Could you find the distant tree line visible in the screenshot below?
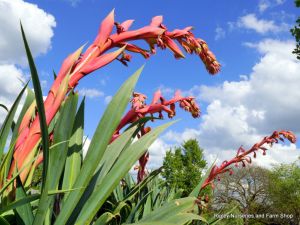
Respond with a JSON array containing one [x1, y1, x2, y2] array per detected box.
[[161, 139, 300, 225]]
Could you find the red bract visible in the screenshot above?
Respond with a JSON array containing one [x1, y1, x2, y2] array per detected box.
[[112, 90, 201, 182], [200, 130, 296, 191], [6, 10, 220, 185]]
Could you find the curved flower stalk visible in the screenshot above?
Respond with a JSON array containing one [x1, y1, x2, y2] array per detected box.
[[113, 90, 200, 182], [200, 130, 296, 191], [7, 10, 220, 184]]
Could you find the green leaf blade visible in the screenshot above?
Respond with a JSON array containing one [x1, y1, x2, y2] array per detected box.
[[14, 175, 34, 225], [55, 66, 143, 225], [61, 97, 85, 195]]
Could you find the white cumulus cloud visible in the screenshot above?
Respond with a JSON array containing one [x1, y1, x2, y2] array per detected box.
[[0, 65, 25, 105], [148, 138, 172, 169], [0, 0, 56, 125], [236, 13, 288, 34], [0, 0, 56, 65]]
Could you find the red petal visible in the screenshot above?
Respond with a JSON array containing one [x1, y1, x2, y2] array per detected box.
[[151, 90, 162, 104], [121, 19, 134, 31], [164, 36, 185, 59], [81, 46, 125, 74], [94, 9, 115, 48], [117, 42, 150, 58], [150, 15, 163, 26]]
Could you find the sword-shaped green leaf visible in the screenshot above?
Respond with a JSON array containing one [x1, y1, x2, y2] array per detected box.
[[48, 92, 78, 189], [54, 66, 143, 225], [62, 97, 84, 196], [20, 23, 51, 225], [14, 174, 34, 225], [0, 83, 27, 158]]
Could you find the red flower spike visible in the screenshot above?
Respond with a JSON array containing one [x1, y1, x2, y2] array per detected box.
[[111, 90, 201, 182], [200, 130, 297, 193]]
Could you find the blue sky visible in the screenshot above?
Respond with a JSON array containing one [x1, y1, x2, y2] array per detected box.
[[0, 0, 299, 168]]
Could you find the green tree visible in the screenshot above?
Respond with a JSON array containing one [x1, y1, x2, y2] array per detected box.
[[162, 139, 207, 196], [266, 160, 300, 225], [291, 0, 300, 59]]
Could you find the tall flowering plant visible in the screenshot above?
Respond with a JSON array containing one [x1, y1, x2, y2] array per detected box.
[[0, 8, 296, 225], [6, 10, 220, 185]]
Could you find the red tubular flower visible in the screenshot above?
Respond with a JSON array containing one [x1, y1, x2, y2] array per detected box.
[[7, 10, 220, 185], [200, 130, 297, 191]]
